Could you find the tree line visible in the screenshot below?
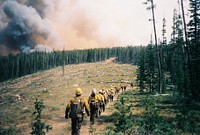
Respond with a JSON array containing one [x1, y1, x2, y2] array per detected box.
[[0, 46, 142, 82]]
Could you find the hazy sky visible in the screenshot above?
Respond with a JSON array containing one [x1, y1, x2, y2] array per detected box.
[[50, 0, 190, 49], [0, 0, 190, 54]]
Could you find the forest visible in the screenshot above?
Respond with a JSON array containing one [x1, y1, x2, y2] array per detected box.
[[1, 0, 199, 101], [0, 0, 199, 134]]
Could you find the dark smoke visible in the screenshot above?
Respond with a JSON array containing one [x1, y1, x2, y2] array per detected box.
[[0, 0, 53, 54]]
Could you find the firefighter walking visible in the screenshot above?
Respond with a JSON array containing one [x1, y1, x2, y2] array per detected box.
[[65, 88, 90, 135], [88, 88, 100, 125]]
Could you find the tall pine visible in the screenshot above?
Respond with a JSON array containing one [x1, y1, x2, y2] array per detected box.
[[188, 0, 200, 101]]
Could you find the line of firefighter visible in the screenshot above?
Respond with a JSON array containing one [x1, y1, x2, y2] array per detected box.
[[88, 83, 128, 125], [65, 83, 128, 135]]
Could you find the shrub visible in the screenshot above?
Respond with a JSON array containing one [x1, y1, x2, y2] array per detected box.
[[113, 97, 135, 134], [31, 98, 52, 135]]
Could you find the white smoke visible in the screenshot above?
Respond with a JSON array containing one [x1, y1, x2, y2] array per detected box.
[[28, 44, 52, 53]]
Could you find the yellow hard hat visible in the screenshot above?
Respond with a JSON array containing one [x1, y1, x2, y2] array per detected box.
[[99, 89, 103, 94], [92, 88, 97, 94], [102, 89, 105, 93], [75, 88, 82, 95]]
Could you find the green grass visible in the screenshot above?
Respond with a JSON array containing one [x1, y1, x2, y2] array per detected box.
[[106, 88, 200, 134]]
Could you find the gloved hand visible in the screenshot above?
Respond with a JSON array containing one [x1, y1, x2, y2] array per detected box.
[[65, 115, 68, 119]]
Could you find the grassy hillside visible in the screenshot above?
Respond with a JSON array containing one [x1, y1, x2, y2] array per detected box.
[[0, 58, 137, 135], [1, 58, 200, 135]]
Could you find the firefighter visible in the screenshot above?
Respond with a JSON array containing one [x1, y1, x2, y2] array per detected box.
[[88, 88, 100, 125], [121, 84, 128, 91], [65, 88, 90, 135], [97, 89, 105, 115], [108, 88, 115, 102], [102, 89, 108, 105], [115, 84, 121, 94]]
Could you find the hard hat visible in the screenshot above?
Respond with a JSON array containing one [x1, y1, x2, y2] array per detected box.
[[75, 88, 82, 95], [99, 89, 103, 94], [101, 89, 105, 93], [92, 88, 97, 94]]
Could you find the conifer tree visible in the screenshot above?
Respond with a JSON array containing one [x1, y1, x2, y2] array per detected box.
[[188, 0, 200, 45], [114, 97, 134, 135], [161, 17, 167, 93], [188, 0, 200, 101], [145, 44, 157, 93], [136, 47, 146, 92], [31, 98, 52, 135], [161, 17, 167, 45]]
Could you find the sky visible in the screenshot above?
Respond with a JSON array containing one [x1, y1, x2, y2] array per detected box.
[[50, 0, 185, 48], [0, 0, 190, 54]]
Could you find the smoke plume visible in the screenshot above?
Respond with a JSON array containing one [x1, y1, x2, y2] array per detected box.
[[0, 0, 60, 54], [0, 0, 140, 55], [0, 0, 187, 55]]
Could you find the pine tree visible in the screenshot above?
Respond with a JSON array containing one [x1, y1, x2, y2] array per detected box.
[[168, 7, 186, 95], [136, 47, 146, 92], [145, 44, 157, 93], [161, 17, 167, 93], [188, 0, 200, 101], [114, 97, 134, 134], [31, 98, 52, 135], [188, 0, 200, 45], [161, 17, 167, 45]]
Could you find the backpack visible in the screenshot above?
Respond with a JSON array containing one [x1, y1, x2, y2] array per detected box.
[[69, 98, 83, 118], [89, 96, 99, 110]]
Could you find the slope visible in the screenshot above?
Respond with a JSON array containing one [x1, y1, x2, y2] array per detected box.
[[0, 58, 137, 135]]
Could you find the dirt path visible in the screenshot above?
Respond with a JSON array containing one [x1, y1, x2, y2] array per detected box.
[[48, 91, 122, 135], [80, 93, 119, 135]]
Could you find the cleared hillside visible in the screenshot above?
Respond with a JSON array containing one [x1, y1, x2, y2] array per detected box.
[[0, 58, 137, 135]]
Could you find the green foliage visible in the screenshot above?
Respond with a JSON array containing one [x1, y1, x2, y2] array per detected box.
[[187, 0, 200, 101], [136, 47, 146, 92], [113, 97, 135, 134], [89, 125, 96, 135], [31, 98, 52, 135], [0, 126, 16, 135], [142, 96, 160, 132], [137, 0, 200, 101], [138, 96, 175, 135], [175, 97, 199, 134], [188, 0, 200, 45], [136, 44, 158, 93], [105, 124, 117, 135], [145, 44, 158, 93]]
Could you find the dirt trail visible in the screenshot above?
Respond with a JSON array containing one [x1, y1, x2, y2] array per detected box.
[[80, 92, 119, 135], [48, 91, 121, 135]]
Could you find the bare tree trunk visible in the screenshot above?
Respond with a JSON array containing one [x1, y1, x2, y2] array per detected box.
[[180, 0, 190, 63], [180, 0, 190, 94], [151, 0, 162, 93]]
